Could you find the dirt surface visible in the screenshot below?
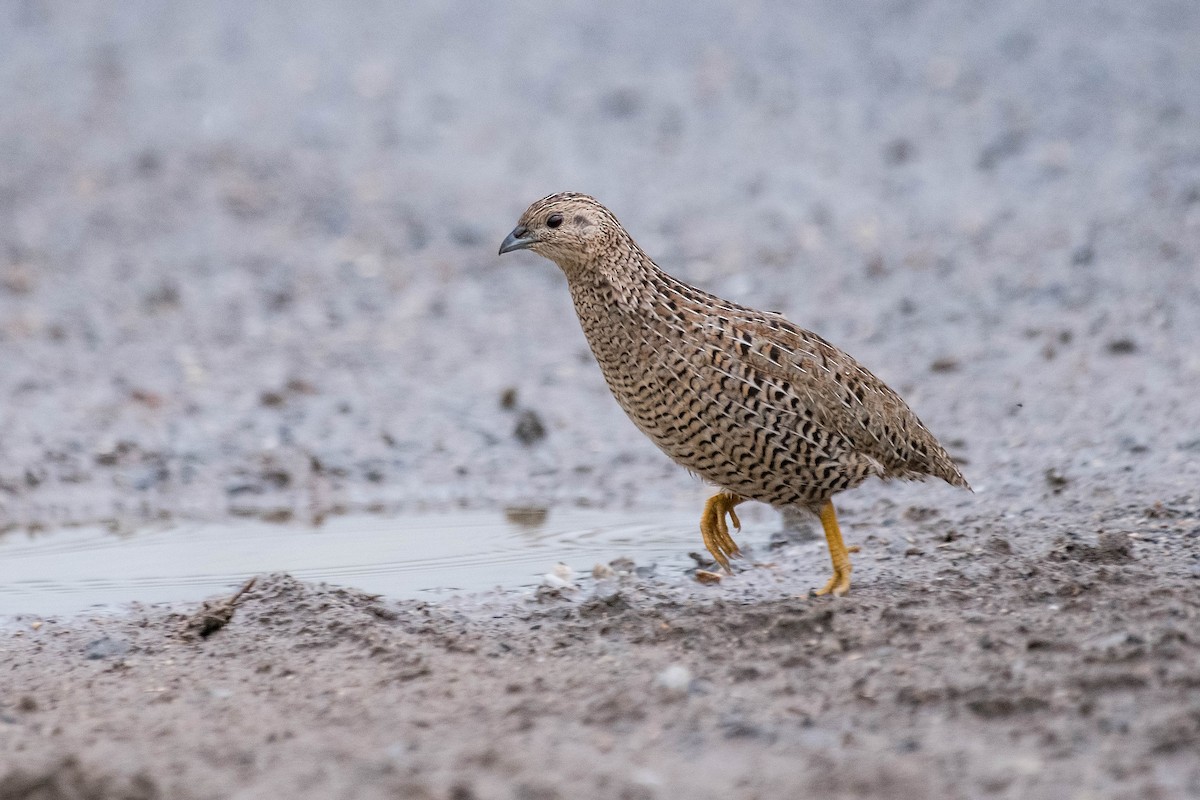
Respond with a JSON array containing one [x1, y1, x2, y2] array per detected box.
[[3, 0, 1200, 798]]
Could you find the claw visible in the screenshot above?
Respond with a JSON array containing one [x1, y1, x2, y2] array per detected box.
[[699, 493, 745, 573], [813, 566, 852, 596]]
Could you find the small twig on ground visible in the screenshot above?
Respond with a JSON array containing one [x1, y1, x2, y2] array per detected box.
[[179, 576, 258, 640]]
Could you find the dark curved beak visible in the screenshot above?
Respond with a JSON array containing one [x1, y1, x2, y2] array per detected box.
[[498, 225, 535, 255]]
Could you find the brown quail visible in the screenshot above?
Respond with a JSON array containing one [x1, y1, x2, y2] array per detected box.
[[499, 193, 969, 595]]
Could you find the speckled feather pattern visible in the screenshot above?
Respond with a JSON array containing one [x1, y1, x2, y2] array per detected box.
[[512, 193, 968, 512]]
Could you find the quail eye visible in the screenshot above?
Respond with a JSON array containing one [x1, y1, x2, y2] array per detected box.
[[546, 213, 564, 229]]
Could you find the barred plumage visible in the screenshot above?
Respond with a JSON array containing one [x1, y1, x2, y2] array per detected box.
[[500, 192, 969, 595]]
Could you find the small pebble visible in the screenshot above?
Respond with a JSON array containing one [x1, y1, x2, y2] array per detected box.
[[589, 581, 622, 606], [656, 664, 692, 697], [1106, 338, 1137, 355], [695, 569, 722, 585], [84, 637, 129, 661], [630, 768, 663, 792], [513, 409, 546, 445], [541, 563, 575, 590], [541, 573, 573, 590], [609, 556, 636, 575], [592, 562, 615, 580]]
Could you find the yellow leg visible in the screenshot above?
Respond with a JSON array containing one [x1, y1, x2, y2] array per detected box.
[[699, 492, 745, 573], [814, 500, 858, 596]]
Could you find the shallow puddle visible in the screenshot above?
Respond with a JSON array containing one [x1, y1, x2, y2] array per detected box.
[[0, 510, 702, 617]]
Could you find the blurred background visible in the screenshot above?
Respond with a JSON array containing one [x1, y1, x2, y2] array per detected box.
[[0, 0, 1197, 531]]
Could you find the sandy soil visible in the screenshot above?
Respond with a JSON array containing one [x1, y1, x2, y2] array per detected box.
[[2, 0, 1200, 797]]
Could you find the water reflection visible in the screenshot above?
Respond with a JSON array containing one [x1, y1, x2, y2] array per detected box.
[[0, 510, 699, 617], [503, 505, 550, 529]]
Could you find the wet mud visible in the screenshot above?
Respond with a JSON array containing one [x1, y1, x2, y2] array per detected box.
[[2, 0, 1200, 798]]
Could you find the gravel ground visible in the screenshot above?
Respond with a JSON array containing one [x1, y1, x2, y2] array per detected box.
[[2, 1, 1200, 798]]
